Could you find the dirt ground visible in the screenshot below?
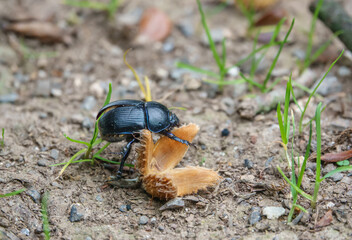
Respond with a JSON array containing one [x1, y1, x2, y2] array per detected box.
[[1, 0, 352, 239]]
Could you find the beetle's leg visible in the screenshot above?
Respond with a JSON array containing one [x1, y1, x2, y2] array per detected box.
[[160, 131, 196, 147], [116, 138, 137, 179]]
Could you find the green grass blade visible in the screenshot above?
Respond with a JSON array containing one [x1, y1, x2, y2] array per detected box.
[[290, 112, 297, 202], [176, 62, 219, 78], [304, 0, 324, 69], [312, 102, 322, 207], [277, 166, 313, 201], [277, 103, 286, 144], [227, 40, 285, 70], [0, 188, 26, 198], [299, 50, 344, 133], [1, 128, 4, 147], [292, 204, 308, 213], [290, 82, 303, 113], [104, 83, 112, 106], [283, 77, 292, 142], [63, 134, 89, 146], [94, 142, 111, 157], [203, 78, 245, 85], [262, 18, 295, 90], [196, 0, 223, 70], [310, 30, 343, 64], [64, 0, 108, 10], [94, 155, 135, 167], [41, 192, 50, 240], [297, 122, 312, 188], [221, 38, 227, 68], [239, 72, 263, 89], [50, 159, 92, 166], [321, 166, 352, 181]]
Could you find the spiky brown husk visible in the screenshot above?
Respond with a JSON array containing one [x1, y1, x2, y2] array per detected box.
[[137, 124, 221, 200]]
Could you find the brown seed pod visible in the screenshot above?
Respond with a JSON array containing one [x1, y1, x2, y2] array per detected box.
[[137, 123, 220, 200]]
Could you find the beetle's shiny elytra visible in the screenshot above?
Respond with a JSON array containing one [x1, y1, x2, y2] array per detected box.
[[96, 99, 192, 178]]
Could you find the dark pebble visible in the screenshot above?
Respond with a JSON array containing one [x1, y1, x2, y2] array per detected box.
[[244, 159, 253, 169], [50, 149, 59, 160], [126, 204, 132, 211], [69, 205, 83, 222], [27, 189, 41, 203], [158, 225, 165, 232], [221, 128, 230, 137]]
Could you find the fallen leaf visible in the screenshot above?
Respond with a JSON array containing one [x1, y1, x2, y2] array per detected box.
[[4, 21, 71, 44], [255, 8, 288, 27], [321, 149, 352, 162], [315, 210, 333, 228], [134, 8, 172, 44]]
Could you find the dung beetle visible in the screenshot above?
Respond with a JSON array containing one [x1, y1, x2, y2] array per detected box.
[[96, 99, 192, 178]]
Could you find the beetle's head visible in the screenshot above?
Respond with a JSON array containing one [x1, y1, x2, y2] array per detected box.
[[169, 112, 180, 128]]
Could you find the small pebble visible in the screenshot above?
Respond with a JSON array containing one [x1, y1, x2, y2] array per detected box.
[[163, 38, 174, 52], [263, 206, 285, 219], [244, 159, 253, 169], [139, 216, 149, 225], [224, 177, 232, 183], [20, 228, 30, 236], [50, 149, 59, 160], [81, 96, 97, 111], [177, 22, 194, 37], [0, 93, 19, 103], [82, 117, 93, 129], [221, 128, 230, 137], [337, 66, 351, 77], [35, 80, 51, 97], [331, 172, 344, 182], [27, 189, 41, 203], [37, 159, 49, 167], [158, 225, 165, 232], [201, 28, 224, 45], [249, 207, 261, 225], [39, 112, 48, 119], [227, 66, 240, 78], [95, 195, 103, 202], [265, 156, 274, 168], [160, 198, 185, 211], [69, 205, 83, 222], [150, 217, 157, 225]]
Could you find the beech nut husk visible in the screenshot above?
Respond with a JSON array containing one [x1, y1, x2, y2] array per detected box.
[[137, 123, 220, 200]]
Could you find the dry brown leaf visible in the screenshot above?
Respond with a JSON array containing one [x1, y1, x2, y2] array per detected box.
[[4, 21, 71, 44], [137, 124, 220, 200], [255, 8, 288, 27], [316, 210, 333, 228], [321, 149, 352, 162], [134, 8, 172, 45]]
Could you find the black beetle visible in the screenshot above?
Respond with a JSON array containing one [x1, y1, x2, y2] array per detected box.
[[96, 99, 192, 178]]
